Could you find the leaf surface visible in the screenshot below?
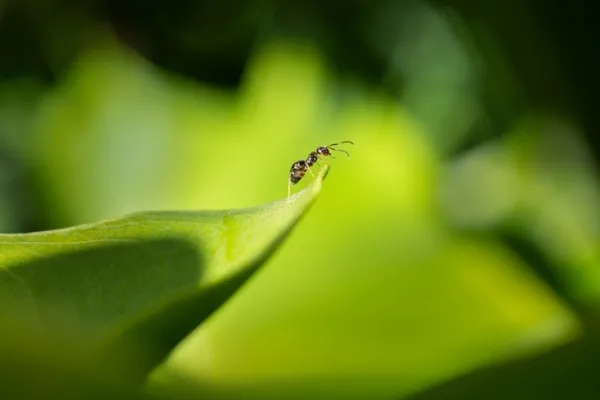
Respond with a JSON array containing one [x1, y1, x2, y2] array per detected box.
[[0, 165, 329, 384]]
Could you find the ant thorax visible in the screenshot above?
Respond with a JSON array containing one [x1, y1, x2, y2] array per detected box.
[[306, 152, 319, 167]]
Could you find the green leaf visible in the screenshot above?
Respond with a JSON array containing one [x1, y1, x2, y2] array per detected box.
[[0, 164, 329, 385]]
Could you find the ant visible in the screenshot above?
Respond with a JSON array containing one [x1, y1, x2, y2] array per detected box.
[[288, 141, 354, 198]]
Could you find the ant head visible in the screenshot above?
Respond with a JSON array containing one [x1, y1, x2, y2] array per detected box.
[[316, 146, 331, 156]]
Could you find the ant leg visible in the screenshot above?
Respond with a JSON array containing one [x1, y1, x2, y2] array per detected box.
[[307, 166, 316, 177]]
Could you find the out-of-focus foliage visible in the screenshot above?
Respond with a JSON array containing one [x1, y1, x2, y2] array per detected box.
[[406, 327, 600, 400], [11, 36, 582, 398], [1, 0, 600, 399]]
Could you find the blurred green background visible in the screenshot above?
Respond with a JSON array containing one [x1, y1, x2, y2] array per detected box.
[[1, 0, 600, 398]]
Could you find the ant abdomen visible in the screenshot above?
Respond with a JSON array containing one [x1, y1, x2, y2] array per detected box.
[[289, 160, 307, 185]]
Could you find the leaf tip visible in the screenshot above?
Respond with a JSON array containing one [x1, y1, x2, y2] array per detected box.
[[319, 163, 331, 182]]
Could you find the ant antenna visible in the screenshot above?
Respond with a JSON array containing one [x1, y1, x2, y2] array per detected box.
[[327, 140, 354, 159], [328, 141, 354, 146]]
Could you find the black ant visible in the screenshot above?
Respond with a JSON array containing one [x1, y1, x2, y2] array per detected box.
[[288, 141, 354, 198]]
